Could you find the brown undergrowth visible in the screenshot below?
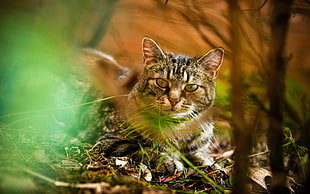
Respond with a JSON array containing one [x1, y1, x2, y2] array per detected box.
[[0, 121, 304, 194]]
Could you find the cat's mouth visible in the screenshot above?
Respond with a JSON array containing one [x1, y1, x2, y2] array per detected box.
[[160, 104, 190, 115]]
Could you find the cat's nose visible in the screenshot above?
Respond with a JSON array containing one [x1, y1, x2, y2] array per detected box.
[[169, 98, 180, 106], [169, 88, 180, 106]]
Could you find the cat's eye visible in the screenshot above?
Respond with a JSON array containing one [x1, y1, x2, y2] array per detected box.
[[156, 78, 169, 88], [184, 84, 199, 92]]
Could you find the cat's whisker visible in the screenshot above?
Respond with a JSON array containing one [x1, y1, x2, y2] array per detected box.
[[188, 110, 200, 121]]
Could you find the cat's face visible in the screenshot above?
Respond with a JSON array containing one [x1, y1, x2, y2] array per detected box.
[[131, 37, 224, 118]]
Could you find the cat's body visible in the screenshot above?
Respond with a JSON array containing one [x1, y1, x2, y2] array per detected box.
[[82, 37, 224, 173]]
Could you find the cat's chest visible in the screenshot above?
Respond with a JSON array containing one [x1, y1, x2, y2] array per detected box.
[[167, 121, 214, 151]]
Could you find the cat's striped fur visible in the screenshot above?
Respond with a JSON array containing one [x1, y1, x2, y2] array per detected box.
[[88, 37, 224, 173]]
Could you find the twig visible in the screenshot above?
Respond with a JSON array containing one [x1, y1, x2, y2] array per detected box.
[[85, 0, 119, 47], [266, 0, 293, 193], [228, 1, 252, 194], [23, 167, 111, 193]]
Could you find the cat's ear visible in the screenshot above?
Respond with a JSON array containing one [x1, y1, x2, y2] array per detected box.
[[142, 37, 166, 67], [198, 48, 224, 78]]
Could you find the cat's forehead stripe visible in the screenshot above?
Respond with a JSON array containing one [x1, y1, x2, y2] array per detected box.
[[164, 57, 195, 82], [183, 69, 188, 82]]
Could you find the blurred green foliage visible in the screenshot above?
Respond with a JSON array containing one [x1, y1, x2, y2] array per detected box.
[[0, 2, 89, 192], [0, 1, 88, 172], [1, 8, 63, 129]]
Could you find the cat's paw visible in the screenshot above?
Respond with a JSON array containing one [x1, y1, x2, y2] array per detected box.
[[156, 155, 184, 174]]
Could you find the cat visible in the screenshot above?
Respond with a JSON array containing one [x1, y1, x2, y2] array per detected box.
[[81, 37, 224, 174]]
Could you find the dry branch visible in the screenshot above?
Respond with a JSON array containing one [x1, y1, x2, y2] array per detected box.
[[266, 0, 293, 193], [228, 1, 252, 194]]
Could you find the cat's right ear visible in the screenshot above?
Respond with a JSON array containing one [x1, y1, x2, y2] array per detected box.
[[142, 37, 166, 67], [198, 47, 224, 79]]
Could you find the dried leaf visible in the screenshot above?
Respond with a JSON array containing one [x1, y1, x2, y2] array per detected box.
[[160, 171, 183, 183], [86, 161, 105, 171], [139, 164, 152, 181], [144, 169, 152, 181], [113, 157, 128, 167], [214, 149, 234, 161], [249, 167, 271, 190], [249, 167, 297, 192]]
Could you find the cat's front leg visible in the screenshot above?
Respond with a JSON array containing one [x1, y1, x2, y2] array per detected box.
[[156, 152, 184, 174], [190, 151, 221, 170], [194, 152, 215, 166]]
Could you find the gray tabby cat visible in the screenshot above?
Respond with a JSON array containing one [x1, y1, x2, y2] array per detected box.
[[84, 37, 224, 174]]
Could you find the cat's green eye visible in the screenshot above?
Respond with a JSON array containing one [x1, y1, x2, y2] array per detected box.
[[156, 78, 169, 88], [184, 84, 199, 92]]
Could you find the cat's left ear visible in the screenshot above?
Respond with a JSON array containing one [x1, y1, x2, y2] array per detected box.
[[142, 37, 166, 67], [197, 48, 224, 78]]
